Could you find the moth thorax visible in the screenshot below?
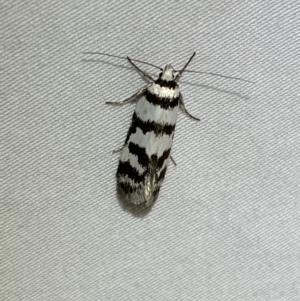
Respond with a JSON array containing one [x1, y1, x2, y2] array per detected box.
[[161, 65, 175, 81]]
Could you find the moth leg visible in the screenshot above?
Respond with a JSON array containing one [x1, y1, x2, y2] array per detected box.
[[127, 57, 155, 82], [112, 147, 122, 154], [106, 83, 152, 105], [179, 92, 200, 121], [170, 155, 177, 166]]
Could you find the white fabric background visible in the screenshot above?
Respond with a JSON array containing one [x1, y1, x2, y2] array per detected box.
[[2, 1, 300, 300]]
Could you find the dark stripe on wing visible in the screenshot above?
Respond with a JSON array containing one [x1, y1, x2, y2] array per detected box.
[[128, 142, 149, 168], [152, 166, 167, 201], [138, 117, 175, 136], [145, 90, 179, 109], [117, 161, 144, 183], [125, 112, 176, 143], [155, 78, 178, 89], [157, 166, 167, 182], [157, 148, 171, 169], [118, 181, 140, 196]]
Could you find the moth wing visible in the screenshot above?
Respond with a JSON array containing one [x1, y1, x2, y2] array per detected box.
[[143, 155, 168, 207], [143, 158, 157, 207]]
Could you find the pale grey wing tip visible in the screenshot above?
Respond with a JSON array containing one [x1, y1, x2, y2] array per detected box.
[[117, 186, 159, 207], [145, 195, 156, 207]]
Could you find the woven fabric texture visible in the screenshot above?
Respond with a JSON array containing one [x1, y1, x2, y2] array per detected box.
[[2, 1, 300, 300]]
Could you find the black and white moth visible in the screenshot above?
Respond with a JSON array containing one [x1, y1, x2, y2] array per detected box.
[[83, 51, 255, 207], [107, 53, 199, 207]]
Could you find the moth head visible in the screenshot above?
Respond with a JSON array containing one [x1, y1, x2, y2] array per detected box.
[[160, 64, 175, 81]]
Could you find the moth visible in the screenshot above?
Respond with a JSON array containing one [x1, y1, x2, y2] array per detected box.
[[83, 51, 254, 207], [107, 53, 199, 207]]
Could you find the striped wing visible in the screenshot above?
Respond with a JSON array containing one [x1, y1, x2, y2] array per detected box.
[[117, 84, 179, 206]]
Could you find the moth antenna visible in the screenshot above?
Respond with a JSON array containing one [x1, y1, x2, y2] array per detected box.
[[182, 69, 255, 84], [175, 52, 196, 81], [173, 53, 255, 84], [82, 51, 255, 83], [82, 51, 163, 71]]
